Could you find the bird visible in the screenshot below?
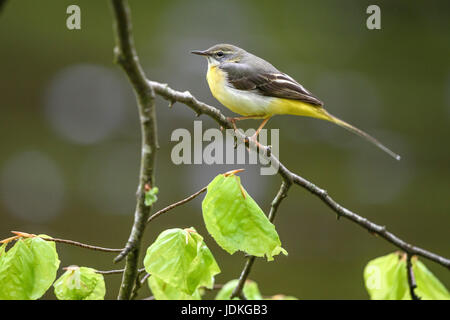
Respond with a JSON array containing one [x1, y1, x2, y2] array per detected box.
[[191, 44, 400, 160]]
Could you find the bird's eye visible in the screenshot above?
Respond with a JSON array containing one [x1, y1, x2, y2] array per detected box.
[[216, 51, 224, 57]]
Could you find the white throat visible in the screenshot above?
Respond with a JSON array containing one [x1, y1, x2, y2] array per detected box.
[[207, 57, 220, 68]]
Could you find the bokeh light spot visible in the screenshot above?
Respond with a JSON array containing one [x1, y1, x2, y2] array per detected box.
[[44, 64, 126, 145], [1, 151, 65, 223]]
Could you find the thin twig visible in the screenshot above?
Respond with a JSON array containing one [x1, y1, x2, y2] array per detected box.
[[6, 231, 123, 253], [290, 173, 450, 270], [140, 272, 151, 285], [406, 253, 421, 300], [111, 0, 159, 300], [44, 237, 123, 253], [147, 187, 207, 224], [149, 81, 230, 129], [130, 269, 150, 300], [230, 181, 292, 299], [95, 269, 125, 275], [232, 258, 255, 300], [95, 267, 145, 275]]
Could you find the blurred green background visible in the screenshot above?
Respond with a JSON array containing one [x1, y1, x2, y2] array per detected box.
[[1, 0, 449, 299]]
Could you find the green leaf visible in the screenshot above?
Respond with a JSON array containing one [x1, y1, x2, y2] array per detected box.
[[145, 186, 159, 206], [364, 252, 450, 300], [364, 252, 409, 300], [215, 279, 263, 300], [148, 275, 201, 300], [0, 243, 6, 258], [202, 173, 287, 261], [414, 259, 450, 300], [144, 228, 221, 295], [267, 294, 298, 300], [53, 266, 106, 300], [0, 236, 60, 300]]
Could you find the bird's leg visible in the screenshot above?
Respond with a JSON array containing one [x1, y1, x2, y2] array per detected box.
[[245, 117, 271, 150], [226, 115, 270, 150], [255, 117, 271, 137], [226, 117, 238, 131], [249, 117, 271, 141], [226, 116, 264, 130]]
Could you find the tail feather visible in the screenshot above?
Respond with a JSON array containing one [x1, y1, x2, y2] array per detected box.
[[321, 109, 401, 161]]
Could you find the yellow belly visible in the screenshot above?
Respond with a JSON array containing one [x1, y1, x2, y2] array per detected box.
[[206, 65, 329, 121]]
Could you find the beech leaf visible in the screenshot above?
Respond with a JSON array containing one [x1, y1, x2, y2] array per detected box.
[[202, 173, 287, 261]]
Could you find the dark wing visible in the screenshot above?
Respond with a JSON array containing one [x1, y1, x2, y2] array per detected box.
[[220, 63, 323, 106]]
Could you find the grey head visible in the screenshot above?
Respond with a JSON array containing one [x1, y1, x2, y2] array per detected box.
[[191, 43, 279, 73]]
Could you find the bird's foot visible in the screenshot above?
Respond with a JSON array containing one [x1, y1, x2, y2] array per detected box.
[[245, 134, 266, 150], [226, 117, 238, 131]]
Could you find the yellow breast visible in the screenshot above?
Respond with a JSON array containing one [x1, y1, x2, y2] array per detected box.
[[206, 65, 273, 117], [206, 65, 226, 99]]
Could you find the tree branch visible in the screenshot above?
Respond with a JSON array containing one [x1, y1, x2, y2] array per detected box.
[[95, 269, 126, 275], [146, 187, 207, 224], [44, 237, 123, 253], [406, 253, 421, 300], [130, 271, 151, 300], [95, 267, 145, 275], [4, 231, 123, 253], [110, 0, 159, 300]]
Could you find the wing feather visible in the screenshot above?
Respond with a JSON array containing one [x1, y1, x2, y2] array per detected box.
[[221, 63, 323, 106]]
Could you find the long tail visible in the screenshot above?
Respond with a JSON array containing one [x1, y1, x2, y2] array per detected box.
[[321, 109, 401, 161]]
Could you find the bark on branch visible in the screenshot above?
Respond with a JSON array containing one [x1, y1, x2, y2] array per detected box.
[[406, 253, 421, 300], [110, 0, 158, 300]]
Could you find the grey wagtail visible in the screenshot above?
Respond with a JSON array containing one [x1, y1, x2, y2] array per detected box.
[[191, 44, 400, 160]]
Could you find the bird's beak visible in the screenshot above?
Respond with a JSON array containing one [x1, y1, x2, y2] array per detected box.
[[191, 50, 209, 56]]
